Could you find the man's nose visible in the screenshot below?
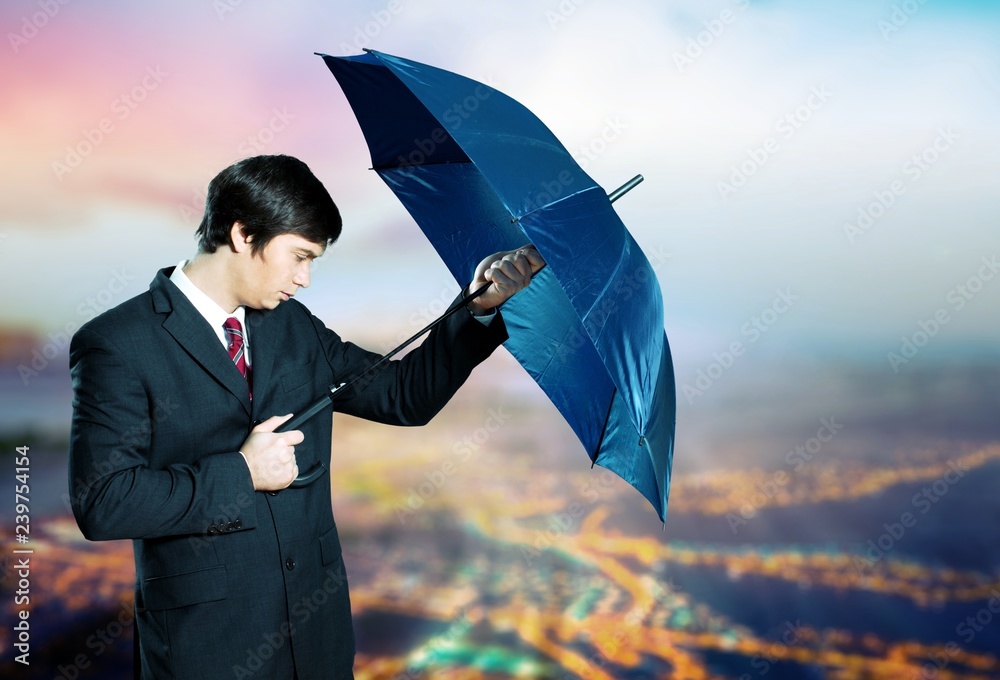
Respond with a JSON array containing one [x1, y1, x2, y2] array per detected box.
[[293, 262, 311, 288]]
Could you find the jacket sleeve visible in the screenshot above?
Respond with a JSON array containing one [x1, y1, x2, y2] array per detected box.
[[304, 297, 509, 426], [68, 326, 258, 541]]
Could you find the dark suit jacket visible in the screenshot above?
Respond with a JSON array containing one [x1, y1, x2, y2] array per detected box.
[[68, 266, 507, 679]]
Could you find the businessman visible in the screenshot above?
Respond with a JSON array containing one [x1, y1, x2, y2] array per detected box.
[[68, 154, 543, 679]]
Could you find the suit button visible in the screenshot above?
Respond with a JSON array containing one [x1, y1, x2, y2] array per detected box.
[[208, 524, 218, 534], [285, 558, 295, 571], [268, 491, 278, 496], [226, 521, 235, 531], [234, 519, 243, 530]]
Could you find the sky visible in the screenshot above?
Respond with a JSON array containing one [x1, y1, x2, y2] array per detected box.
[[1, 0, 998, 365], [2, 6, 999, 675]]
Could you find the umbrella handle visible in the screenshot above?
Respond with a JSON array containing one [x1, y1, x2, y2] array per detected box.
[[259, 383, 345, 490], [282, 403, 330, 489], [288, 460, 328, 488]]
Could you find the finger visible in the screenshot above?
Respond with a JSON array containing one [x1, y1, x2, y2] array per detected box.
[[515, 245, 545, 270], [502, 252, 533, 279], [525, 248, 546, 270], [476, 251, 505, 279], [515, 253, 535, 278], [255, 413, 294, 432], [285, 430, 305, 445], [486, 268, 518, 292], [493, 260, 530, 286]]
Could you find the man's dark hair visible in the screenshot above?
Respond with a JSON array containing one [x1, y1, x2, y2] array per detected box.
[[196, 155, 342, 256]]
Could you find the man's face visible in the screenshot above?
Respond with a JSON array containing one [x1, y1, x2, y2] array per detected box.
[[240, 233, 325, 309]]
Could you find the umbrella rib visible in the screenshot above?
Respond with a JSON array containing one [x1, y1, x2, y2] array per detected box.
[[582, 244, 630, 344], [591, 386, 617, 468], [372, 159, 472, 171], [517, 184, 597, 222]]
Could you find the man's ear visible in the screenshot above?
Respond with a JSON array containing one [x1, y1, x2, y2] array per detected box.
[[230, 222, 251, 253]]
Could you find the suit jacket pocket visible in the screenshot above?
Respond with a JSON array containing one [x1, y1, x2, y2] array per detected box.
[[280, 371, 311, 395], [142, 564, 228, 611]]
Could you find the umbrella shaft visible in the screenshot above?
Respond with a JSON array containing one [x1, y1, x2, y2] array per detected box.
[[608, 174, 644, 203], [280, 260, 547, 436]]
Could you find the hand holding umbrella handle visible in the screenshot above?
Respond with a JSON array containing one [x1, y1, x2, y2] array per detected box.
[[280, 406, 329, 489], [261, 383, 346, 490]]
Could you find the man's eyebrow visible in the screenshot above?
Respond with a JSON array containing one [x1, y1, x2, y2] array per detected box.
[[296, 247, 323, 259]]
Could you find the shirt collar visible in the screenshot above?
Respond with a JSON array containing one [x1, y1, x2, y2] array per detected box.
[[169, 260, 249, 351]]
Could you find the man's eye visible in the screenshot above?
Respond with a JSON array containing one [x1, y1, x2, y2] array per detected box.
[[296, 255, 306, 262]]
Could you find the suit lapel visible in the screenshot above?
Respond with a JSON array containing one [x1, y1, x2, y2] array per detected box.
[[151, 268, 253, 418], [245, 306, 278, 420]]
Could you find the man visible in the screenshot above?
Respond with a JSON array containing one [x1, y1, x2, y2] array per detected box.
[[68, 154, 543, 679]]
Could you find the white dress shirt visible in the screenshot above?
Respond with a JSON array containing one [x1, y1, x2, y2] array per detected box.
[[169, 260, 251, 367]]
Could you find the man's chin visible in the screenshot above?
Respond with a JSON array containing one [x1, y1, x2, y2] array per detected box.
[[256, 298, 282, 310]]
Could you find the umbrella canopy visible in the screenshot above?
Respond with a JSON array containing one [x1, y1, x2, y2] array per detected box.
[[319, 49, 676, 521]]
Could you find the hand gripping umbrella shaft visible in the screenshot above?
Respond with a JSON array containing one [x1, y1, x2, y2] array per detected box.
[[281, 175, 643, 489]]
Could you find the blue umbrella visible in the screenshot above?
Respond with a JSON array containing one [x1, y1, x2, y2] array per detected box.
[[318, 49, 676, 522]]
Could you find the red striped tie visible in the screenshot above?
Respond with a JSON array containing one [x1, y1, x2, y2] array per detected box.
[[223, 317, 252, 398]]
